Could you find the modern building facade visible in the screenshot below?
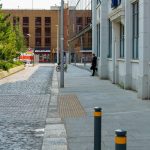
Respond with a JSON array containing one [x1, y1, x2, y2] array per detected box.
[[92, 0, 150, 99]]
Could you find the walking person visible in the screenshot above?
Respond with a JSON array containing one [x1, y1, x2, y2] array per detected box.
[[90, 53, 97, 76]]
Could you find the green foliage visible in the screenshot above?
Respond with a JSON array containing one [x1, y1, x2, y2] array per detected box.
[[0, 0, 2, 9], [3, 62, 13, 71], [13, 60, 23, 66], [0, 61, 12, 71], [0, 13, 15, 61], [14, 25, 27, 54], [0, 3, 26, 71], [0, 9, 27, 62], [0, 60, 23, 71]]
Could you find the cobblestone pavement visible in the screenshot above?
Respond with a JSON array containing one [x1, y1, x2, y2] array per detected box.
[[0, 64, 53, 150]]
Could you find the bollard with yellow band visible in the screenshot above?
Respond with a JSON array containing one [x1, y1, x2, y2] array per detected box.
[[94, 107, 102, 150], [115, 129, 127, 150]]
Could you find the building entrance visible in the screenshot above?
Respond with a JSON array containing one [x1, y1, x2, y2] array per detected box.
[[39, 53, 50, 63]]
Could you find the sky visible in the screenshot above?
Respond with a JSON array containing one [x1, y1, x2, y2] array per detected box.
[[1, 0, 68, 9]]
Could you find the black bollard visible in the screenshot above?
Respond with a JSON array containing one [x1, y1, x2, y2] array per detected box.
[[115, 129, 127, 150], [94, 107, 102, 150]]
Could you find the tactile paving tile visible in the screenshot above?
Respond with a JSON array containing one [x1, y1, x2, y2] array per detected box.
[[59, 94, 86, 118]]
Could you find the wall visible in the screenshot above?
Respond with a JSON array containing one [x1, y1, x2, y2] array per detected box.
[[93, 0, 150, 99], [117, 60, 125, 87], [2, 9, 59, 51], [131, 62, 139, 91]]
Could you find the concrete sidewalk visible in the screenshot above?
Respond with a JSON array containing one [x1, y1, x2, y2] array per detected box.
[[58, 64, 150, 150], [42, 65, 67, 150], [72, 63, 91, 72]]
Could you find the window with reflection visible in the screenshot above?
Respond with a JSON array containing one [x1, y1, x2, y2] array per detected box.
[[45, 17, 51, 26], [76, 17, 83, 25], [97, 0, 101, 5], [23, 27, 29, 36], [35, 38, 41, 46], [108, 20, 112, 58], [45, 27, 51, 36], [23, 17, 29, 26], [97, 23, 100, 57], [132, 2, 139, 59], [35, 17, 41, 26], [45, 38, 51, 47], [120, 23, 124, 58], [111, 0, 121, 8], [85, 17, 91, 26], [35, 27, 41, 36]]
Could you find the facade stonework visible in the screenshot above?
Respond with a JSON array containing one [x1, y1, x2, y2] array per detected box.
[[92, 0, 150, 99]]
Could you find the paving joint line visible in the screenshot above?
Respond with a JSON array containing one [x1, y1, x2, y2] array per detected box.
[[42, 65, 68, 150]]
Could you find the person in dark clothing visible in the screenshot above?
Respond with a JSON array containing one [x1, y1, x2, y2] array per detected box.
[[91, 53, 97, 76]]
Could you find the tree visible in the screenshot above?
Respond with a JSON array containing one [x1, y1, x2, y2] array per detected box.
[[14, 21, 27, 56], [0, 6, 27, 61], [0, 0, 2, 9], [0, 13, 16, 60]]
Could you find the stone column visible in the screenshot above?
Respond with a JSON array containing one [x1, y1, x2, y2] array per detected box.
[[124, 0, 132, 89], [138, 0, 150, 99], [112, 22, 120, 84], [92, 0, 97, 55], [99, 0, 109, 79]]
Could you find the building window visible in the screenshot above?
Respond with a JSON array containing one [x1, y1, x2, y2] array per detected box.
[[35, 27, 41, 36], [120, 23, 124, 58], [85, 17, 91, 26], [25, 37, 29, 47], [97, 0, 101, 5], [76, 25, 83, 32], [35, 38, 41, 46], [35, 17, 41, 26], [23, 27, 29, 36], [132, 2, 139, 59], [76, 17, 82, 25], [45, 17, 51, 26], [97, 23, 100, 57], [45, 27, 51, 36], [108, 20, 112, 58], [23, 17, 29, 26], [111, 0, 121, 8], [88, 31, 92, 47], [13, 17, 19, 26], [81, 36, 84, 48], [45, 38, 51, 47]]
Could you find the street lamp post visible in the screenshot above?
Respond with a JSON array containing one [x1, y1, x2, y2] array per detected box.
[[56, 25, 59, 64], [60, 0, 64, 88], [27, 33, 35, 66], [32, 0, 33, 9], [27, 33, 31, 51]]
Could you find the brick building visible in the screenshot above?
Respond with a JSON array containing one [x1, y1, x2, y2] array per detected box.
[[68, 0, 92, 63], [2, 9, 60, 63], [68, 9, 92, 63], [2, 5, 92, 63]]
